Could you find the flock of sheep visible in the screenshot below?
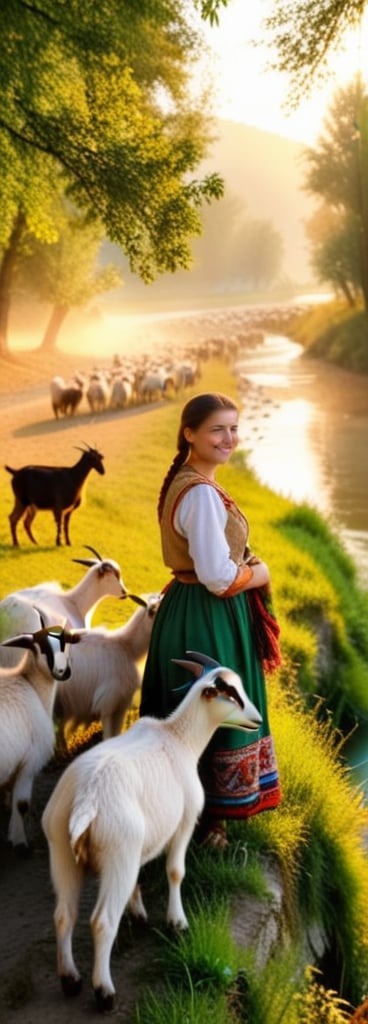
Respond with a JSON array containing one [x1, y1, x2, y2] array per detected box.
[[1, 303, 304, 1011], [49, 300, 303, 422], [50, 350, 203, 418], [50, 304, 300, 422]]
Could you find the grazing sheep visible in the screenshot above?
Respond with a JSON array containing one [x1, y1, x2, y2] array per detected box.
[[136, 368, 166, 402], [50, 376, 67, 418], [86, 373, 110, 413], [5, 444, 105, 546], [0, 625, 80, 849], [55, 592, 161, 742], [42, 652, 262, 1011], [109, 377, 132, 410]]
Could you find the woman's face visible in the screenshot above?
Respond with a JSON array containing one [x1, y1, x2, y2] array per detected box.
[[184, 408, 239, 475]]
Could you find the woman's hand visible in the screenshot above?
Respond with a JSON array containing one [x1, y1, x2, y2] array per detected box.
[[246, 560, 270, 589]]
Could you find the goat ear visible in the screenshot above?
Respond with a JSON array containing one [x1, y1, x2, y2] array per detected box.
[[1, 633, 34, 650], [171, 658, 204, 678], [65, 630, 81, 645], [83, 545, 103, 561]]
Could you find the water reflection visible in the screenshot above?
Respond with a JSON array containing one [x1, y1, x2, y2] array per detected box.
[[242, 397, 331, 508], [237, 332, 368, 792], [237, 334, 368, 586]]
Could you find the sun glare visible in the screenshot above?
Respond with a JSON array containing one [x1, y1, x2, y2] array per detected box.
[[198, 0, 367, 144]]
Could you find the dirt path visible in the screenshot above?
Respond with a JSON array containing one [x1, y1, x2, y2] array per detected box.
[[0, 357, 174, 1023], [0, 751, 170, 1023], [0, 325, 280, 1023]]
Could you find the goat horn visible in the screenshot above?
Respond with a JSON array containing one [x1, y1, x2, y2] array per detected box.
[[83, 545, 103, 561], [74, 442, 92, 453], [184, 651, 221, 669], [127, 593, 148, 607], [171, 658, 205, 679]]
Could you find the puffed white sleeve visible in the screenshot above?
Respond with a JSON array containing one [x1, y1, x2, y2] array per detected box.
[[175, 484, 238, 594]]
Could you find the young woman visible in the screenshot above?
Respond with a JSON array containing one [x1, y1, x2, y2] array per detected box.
[[140, 392, 281, 848]]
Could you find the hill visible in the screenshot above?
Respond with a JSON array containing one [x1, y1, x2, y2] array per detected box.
[[203, 119, 314, 281], [105, 118, 316, 307]]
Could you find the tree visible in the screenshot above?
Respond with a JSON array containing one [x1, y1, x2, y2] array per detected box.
[[232, 218, 283, 289], [303, 76, 368, 311], [263, 0, 366, 105], [0, 0, 226, 355], [18, 209, 122, 351], [307, 205, 361, 305]]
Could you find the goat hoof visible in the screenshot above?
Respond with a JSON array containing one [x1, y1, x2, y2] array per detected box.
[[61, 974, 83, 998], [94, 987, 115, 1013]]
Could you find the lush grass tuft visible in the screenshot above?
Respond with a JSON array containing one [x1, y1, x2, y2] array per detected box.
[[2, 356, 368, 1014]]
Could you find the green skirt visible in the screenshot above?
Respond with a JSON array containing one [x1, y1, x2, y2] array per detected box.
[[140, 580, 281, 819]]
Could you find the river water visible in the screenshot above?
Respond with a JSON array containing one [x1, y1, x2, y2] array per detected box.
[[236, 333, 368, 793]]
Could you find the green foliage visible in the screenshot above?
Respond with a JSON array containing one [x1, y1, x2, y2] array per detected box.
[[17, 206, 122, 348], [295, 967, 352, 1023], [0, 0, 223, 277], [275, 503, 368, 723], [302, 76, 368, 313], [310, 211, 362, 307], [219, 459, 368, 725], [154, 900, 243, 992], [1, 357, 368, 1010], [288, 297, 368, 371], [310, 308, 368, 372], [136, 983, 235, 1024], [249, 682, 368, 1003], [0, 0, 227, 354], [243, 955, 352, 1024], [263, 0, 365, 106]]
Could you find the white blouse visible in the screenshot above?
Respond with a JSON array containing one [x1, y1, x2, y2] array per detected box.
[[174, 483, 238, 594]]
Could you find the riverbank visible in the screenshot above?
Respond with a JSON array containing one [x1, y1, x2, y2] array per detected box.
[[236, 332, 368, 587], [1, 346, 368, 1019], [289, 299, 368, 374]]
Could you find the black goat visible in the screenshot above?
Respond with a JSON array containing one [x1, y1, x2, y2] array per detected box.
[[5, 445, 105, 547], [59, 385, 84, 417]]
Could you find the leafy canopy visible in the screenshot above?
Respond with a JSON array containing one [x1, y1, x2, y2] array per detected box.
[[0, 0, 225, 280], [263, 0, 366, 105]]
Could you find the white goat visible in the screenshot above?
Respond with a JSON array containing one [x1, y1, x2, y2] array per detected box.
[[109, 376, 132, 410], [86, 372, 110, 413], [42, 652, 262, 1012], [0, 548, 127, 667], [55, 593, 161, 742], [0, 625, 80, 849], [50, 376, 67, 418]]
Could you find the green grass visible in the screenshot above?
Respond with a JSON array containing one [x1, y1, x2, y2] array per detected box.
[[1, 357, 368, 1013], [288, 300, 368, 373]]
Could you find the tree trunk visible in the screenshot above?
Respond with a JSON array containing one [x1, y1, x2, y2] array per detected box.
[[0, 210, 26, 357], [336, 275, 356, 308], [39, 304, 69, 351], [357, 103, 368, 314]]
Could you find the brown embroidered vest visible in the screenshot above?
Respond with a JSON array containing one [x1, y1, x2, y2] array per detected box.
[[160, 465, 249, 572]]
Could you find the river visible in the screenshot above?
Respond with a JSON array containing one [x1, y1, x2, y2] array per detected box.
[[236, 332, 368, 794]]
